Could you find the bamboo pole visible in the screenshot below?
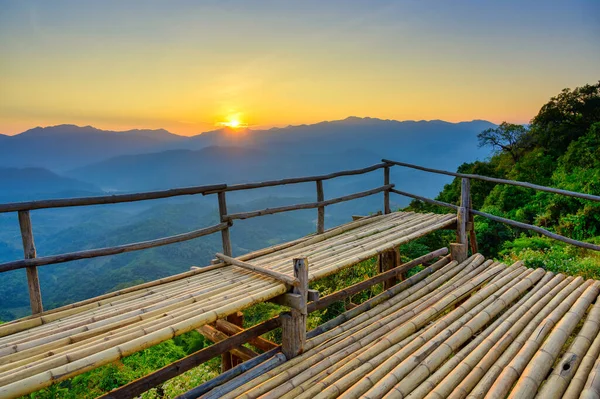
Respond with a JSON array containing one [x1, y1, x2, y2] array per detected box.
[[507, 283, 600, 398], [535, 295, 600, 398], [481, 280, 598, 399], [564, 322, 600, 398], [218, 257, 480, 399], [223, 257, 493, 399], [405, 271, 559, 399], [462, 276, 586, 399], [377, 269, 546, 399]]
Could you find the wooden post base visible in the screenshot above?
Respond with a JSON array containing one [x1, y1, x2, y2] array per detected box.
[[450, 243, 468, 263], [378, 248, 400, 289], [281, 258, 308, 359]]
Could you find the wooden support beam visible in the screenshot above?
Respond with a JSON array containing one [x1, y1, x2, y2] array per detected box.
[[316, 180, 325, 234], [378, 248, 399, 289], [281, 258, 308, 359], [268, 293, 303, 309], [217, 191, 233, 257], [222, 312, 244, 370], [307, 289, 319, 302], [197, 324, 258, 363], [18, 211, 43, 314], [215, 253, 300, 287], [215, 319, 278, 352], [98, 316, 282, 399], [384, 166, 391, 214]]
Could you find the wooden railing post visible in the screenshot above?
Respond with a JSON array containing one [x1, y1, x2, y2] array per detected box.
[[378, 248, 400, 289], [384, 166, 391, 214], [18, 210, 43, 314], [316, 180, 325, 234], [452, 178, 470, 262], [217, 191, 233, 257], [281, 258, 308, 359]]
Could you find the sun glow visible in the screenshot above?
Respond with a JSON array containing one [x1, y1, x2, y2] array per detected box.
[[217, 114, 248, 129]]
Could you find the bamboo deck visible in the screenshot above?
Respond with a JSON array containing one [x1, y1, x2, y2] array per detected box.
[[0, 211, 455, 398], [202, 254, 600, 399]]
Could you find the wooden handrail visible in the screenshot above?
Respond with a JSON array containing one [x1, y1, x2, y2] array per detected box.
[[207, 163, 388, 193], [0, 183, 227, 213], [224, 184, 394, 221], [383, 159, 600, 203], [391, 189, 600, 252], [215, 253, 301, 287], [0, 222, 229, 273]]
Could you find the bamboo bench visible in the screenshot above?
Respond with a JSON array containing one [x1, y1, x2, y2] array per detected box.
[[189, 254, 600, 399], [0, 211, 455, 398]]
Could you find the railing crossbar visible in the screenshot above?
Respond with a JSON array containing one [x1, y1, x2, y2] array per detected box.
[[0, 222, 229, 273], [383, 159, 600, 203]]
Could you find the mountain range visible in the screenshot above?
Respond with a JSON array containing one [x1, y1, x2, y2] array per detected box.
[[0, 117, 495, 320]]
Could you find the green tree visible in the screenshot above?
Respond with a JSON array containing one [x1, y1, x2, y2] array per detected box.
[[477, 122, 531, 163], [530, 81, 600, 156]]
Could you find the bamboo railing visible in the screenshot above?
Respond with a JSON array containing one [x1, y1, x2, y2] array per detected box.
[[1, 158, 598, 316], [385, 160, 600, 252], [0, 164, 390, 314]]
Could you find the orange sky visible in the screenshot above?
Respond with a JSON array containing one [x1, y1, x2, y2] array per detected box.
[[1, 1, 599, 136]]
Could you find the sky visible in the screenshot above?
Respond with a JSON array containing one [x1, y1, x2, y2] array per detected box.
[[0, 0, 598, 136]]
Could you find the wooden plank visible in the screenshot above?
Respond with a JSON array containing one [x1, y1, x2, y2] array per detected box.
[[282, 258, 308, 358], [384, 166, 391, 214], [224, 184, 394, 221], [208, 162, 388, 193], [316, 180, 325, 234], [218, 192, 233, 257], [215, 253, 300, 287], [0, 183, 227, 213], [383, 159, 600, 203], [0, 222, 229, 273], [98, 317, 282, 399], [18, 211, 43, 314]]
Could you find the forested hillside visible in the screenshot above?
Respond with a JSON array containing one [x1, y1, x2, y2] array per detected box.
[[408, 81, 600, 277]]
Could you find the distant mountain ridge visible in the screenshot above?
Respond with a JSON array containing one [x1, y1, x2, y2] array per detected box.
[[0, 118, 495, 172]]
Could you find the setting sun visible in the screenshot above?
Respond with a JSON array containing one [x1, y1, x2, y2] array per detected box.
[[217, 114, 248, 129]]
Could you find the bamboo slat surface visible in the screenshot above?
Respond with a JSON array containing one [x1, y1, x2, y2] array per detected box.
[[0, 211, 455, 398], [203, 253, 600, 399]]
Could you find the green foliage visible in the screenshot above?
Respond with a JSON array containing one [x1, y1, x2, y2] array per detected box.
[[477, 122, 532, 162]]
